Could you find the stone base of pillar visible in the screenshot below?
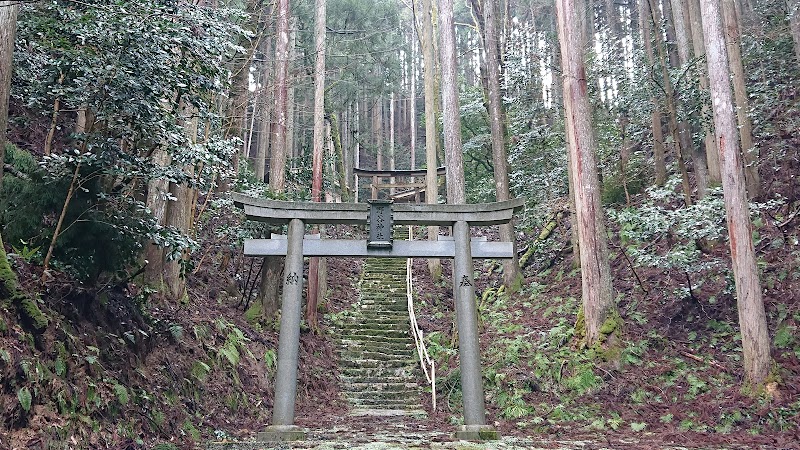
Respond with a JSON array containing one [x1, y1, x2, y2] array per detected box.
[[453, 424, 500, 441], [256, 425, 307, 442]]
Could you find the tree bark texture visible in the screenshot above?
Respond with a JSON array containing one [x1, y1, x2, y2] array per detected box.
[[0, 1, 18, 188], [481, 0, 520, 287], [269, 0, 290, 193], [164, 106, 199, 300], [256, 43, 273, 183], [790, 0, 800, 64], [438, 0, 466, 205], [721, 0, 760, 199], [671, 0, 710, 198], [418, 0, 443, 278], [307, 0, 327, 330], [700, 0, 771, 388], [410, 31, 418, 173], [144, 149, 171, 284], [648, 0, 693, 205], [640, 0, 667, 186], [687, 0, 722, 182], [556, 0, 618, 346]]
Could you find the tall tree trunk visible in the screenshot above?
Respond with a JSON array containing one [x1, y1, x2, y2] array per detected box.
[[164, 105, 199, 301], [372, 97, 384, 198], [419, 0, 442, 278], [439, 0, 466, 205], [258, 0, 292, 320], [410, 31, 418, 173], [649, 0, 693, 205], [721, 0, 760, 198], [144, 149, 171, 284], [687, 0, 722, 183], [307, 0, 327, 331], [226, 0, 259, 187], [790, 0, 800, 64], [641, 0, 667, 186], [700, 0, 771, 388], [481, 0, 520, 288], [270, 0, 290, 193], [0, 1, 18, 189], [390, 91, 396, 195], [556, 0, 619, 346], [256, 41, 273, 183], [286, 20, 297, 167], [343, 103, 353, 193], [672, 0, 710, 197]]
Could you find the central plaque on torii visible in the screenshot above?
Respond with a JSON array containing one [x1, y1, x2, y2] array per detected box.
[[232, 193, 524, 442], [367, 199, 393, 249]]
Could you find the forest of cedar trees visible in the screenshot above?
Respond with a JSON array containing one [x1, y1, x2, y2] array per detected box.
[[0, 0, 799, 447]]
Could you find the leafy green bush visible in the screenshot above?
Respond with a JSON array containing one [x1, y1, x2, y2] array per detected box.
[[1, 146, 193, 281], [608, 178, 728, 293]]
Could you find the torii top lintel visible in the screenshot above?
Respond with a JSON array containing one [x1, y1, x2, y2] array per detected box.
[[232, 193, 524, 227]]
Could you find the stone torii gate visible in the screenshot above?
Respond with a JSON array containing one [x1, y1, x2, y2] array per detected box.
[[233, 193, 524, 441]]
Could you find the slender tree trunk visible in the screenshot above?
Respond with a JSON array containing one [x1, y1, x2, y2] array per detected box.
[[226, 1, 259, 187], [641, 0, 667, 186], [721, 0, 760, 198], [390, 91, 396, 194], [687, 0, 721, 183], [419, 0, 442, 278], [145, 149, 171, 284], [343, 103, 353, 193], [0, 1, 18, 188], [439, 0, 466, 205], [270, 0, 290, 193], [672, 0, 710, 197], [258, 0, 291, 320], [556, 0, 618, 346], [256, 41, 273, 183], [700, 0, 771, 388], [410, 32, 418, 173], [481, 0, 520, 288], [790, 0, 800, 64], [164, 104, 199, 300], [286, 20, 297, 167], [649, 0, 693, 205], [307, 0, 327, 331], [372, 97, 384, 199]]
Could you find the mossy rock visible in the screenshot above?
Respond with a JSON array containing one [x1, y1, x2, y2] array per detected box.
[[1, 234, 48, 332]]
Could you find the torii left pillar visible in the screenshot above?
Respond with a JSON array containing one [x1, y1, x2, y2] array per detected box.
[[257, 218, 308, 441]]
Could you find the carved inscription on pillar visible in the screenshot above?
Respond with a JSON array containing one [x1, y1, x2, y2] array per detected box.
[[367, 199, 393, 249]]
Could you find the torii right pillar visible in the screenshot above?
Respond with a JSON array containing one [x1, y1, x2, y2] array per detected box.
[[452, 220, 498, 440]]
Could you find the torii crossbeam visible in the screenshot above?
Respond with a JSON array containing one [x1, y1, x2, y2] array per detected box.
[[233, 193, 524, 441]]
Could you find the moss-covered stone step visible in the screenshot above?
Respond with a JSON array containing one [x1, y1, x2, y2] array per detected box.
[[346, 397, 423, 409], [339, 313, 408, 323], [340, 350, 415, 362], [339, 317, 409, 326], [339, 358, 412, 369], [342, 331, 408, 339], [338, 335, 413, 347], [355, 294, 405, 302], [339, 329, 408, 340], [339, 375, 416, 384], [339, 343, 412, 355], [351, 303, 406, 313], [342, 340, 414, 356], [340, 366, 415, 378], [341, 381, 420, 391], [344, 392, 420, 405]]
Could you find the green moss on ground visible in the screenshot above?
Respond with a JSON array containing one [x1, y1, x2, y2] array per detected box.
[[0, 233, 48, 332]]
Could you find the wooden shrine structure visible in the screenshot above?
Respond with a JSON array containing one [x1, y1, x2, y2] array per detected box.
[[353, 166, 446, 203]]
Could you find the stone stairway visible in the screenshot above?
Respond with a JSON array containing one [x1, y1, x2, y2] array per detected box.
[[335, 227, 425, 417]]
